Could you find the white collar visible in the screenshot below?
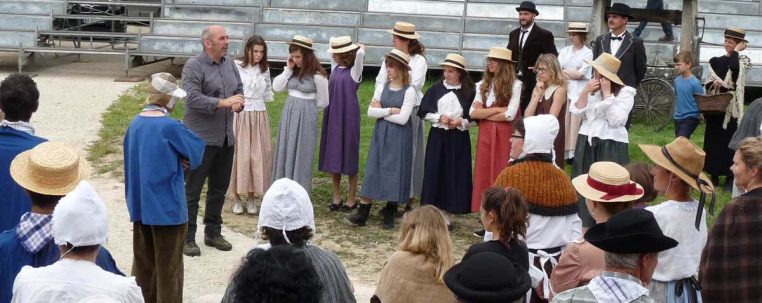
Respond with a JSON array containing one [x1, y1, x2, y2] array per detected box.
[[543, 84, 560, 100], [610, 31, 626, 38], [443, 80, 462, 90], [521, 23, 535, 33], [1, 120, 36, 135]]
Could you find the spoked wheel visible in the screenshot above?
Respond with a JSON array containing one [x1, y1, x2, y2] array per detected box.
[[633, 78, 675, 132]]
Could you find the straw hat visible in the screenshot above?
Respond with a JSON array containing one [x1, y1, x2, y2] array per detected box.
[[10, 142, 91, 196], [567, 22, 589, 33], [585, 53, 624, 86], [286, 35, 315, 51], [487, 47, 514, 62], [387, 22, 420, 40], [440, 53, 467, 71], [327, 36, 359, 54], [638, 137, 714, 193], [724, 27, 748, 43], [572, 161, 644, 202], [385, 48, 411, 66]]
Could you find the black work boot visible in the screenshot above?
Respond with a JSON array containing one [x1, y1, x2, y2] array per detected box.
[[204, 234, 232, 251], [347, 203, 371, 226], [382, 203, 396, 230]]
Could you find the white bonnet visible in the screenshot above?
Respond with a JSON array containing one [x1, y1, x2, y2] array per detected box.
[[256, 178, 316, 240], [522, 114, 559, 159], [52, 181, 109, 247]]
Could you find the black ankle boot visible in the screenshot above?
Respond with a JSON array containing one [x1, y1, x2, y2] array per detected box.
[[382, 204, 396, 230], [347, 203, 371, 226]]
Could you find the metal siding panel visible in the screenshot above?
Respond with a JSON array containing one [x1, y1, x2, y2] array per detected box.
[[168, 0, 260, 6], [152, 20, 253, 38], [462, 34, 510, 50], [0, 31, 37, 48], [140, 36, 244, 57], [362, 13, 463, 32], [565, 6, 592, 22], [0, 15, 51, 31], [263, 9, 360, 26], [269, 0, 366, 11], [0, 1, 65, 15], [164, 6, 260, 22], [467, 3, 565, 20], [254, 24, 355, 43], [367, 0, 464, 16]]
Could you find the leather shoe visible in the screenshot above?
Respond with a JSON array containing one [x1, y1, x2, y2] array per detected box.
[[183, 241, 201, 257], [204, 235, 232, 251]]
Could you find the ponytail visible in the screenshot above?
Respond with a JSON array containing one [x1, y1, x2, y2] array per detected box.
[[481, 187, 528, 243]]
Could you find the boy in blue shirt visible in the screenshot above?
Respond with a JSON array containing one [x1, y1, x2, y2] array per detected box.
[[672, 51, 704, 138]]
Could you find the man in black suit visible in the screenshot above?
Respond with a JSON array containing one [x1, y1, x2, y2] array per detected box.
[[592, 3, 647, 88], [506, 1, 558, 115]]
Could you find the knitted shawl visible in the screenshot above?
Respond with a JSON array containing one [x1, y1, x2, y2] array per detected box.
[[494, 158, 578, 216]]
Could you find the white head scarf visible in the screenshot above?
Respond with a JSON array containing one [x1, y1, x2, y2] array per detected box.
[[521, 114, 559, 165], [52, 181, 109, 247], [256, 178, 316, 244], [148, 72, 187, 109]]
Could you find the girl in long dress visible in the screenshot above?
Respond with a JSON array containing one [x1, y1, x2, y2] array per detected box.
[[348, 49, 416, 230], [271, 35, 329, 193], [319, 36, 365, 212], [230, 35, 274, 215], [557, 23, 593, 163], [524, 54, 568, 168], [470, 47, 522, 214]]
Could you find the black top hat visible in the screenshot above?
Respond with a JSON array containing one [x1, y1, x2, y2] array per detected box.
[[444, 252, 531, 303], [516, 1, 540, 15], [585, 208, 678, 254], [605, 3, 633, 19]]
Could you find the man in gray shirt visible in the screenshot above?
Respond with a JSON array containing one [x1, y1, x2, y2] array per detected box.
[[182, 25, 244, 256]]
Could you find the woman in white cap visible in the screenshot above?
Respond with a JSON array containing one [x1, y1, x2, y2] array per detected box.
[[272, 35, 329, 193], [12, 181, 144, 302], [375, 21, 428, 211], [349, 49, 417, 230], [570, 52, 637, 230], [418, 53, 476, 227], [124, 72, 205, 302], [229, 35, 275, 215], [320, 36, 365, 212], [221, 178, 355, 303], [557, 23, 593, 164]]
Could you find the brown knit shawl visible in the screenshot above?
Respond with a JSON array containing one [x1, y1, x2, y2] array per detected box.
[[493, 159, 578, 216]]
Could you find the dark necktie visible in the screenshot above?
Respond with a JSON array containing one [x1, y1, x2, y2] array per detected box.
[[520, 29, 528, 49], [611, 36, 623, 41]]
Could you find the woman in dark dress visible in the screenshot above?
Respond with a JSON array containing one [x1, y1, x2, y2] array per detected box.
[[703, 27, 751, 191], [418, 54, 476, 224]]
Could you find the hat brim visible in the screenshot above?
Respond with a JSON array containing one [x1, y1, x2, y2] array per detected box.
[[444, 262, 531, 303], [386, 29, 420, 40], [638, 144, 714, 193], [487, 55, 515, 63], [584, 58, 624, 86], [516, 8, 540, 15], [286, 41, 315, 51], [723, 34, 749, 43], [327, 43, 359, 54], [9, 150, 91, 196], [385, 53, 410, 67], [584, 223, 679, 254], [572, 174, 644, 203], [441, 62, 467, 71]]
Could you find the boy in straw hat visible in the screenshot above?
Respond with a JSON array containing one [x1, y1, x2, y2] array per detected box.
[[0, 142, 122, 303], [639, 137, 714, 302], [124, 72, 205, 302], [12, 181, 143, 302]]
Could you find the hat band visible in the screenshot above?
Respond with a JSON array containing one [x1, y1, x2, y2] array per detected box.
[[724, 30, 746, 40], [586, 177, 643, 200], [393, 28, 416, 36], [444, 59, 465, 69], [568, 27, 587, 31], [291, 39, 312, 48], [331, 41, 353, 50], [387, 52, 409, 65], [660, 147, 716, 229]]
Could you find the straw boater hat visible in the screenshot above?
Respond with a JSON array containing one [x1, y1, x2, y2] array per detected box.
[[145, 72, 186, 105], [487, 47, 514, 62], [441, 53, 467, 71], [585, 53, 624, 86], [387, 22, 420, 40], [327, 36, 359, 54], [385, 48, 411, 67], [10, 142, 91, 196], [724, 27, 748, 43], [572, 161, 644, 203], [567, 22, 589, 33], [286, 35, 315, 51]]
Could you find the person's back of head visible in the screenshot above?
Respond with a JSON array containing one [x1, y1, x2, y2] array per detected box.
[[231, 245, 322, 303], [0, 73, 39, 122], [398, 205, 454, 283]]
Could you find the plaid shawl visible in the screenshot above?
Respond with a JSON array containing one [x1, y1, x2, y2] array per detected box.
[[699, 187, 762, 302]]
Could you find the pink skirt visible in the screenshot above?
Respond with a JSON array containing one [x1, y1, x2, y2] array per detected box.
[[229, 110, 272, 196]]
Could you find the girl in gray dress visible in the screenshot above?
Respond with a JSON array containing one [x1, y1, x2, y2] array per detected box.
[[271, 35, 329, 193], [348, 49, 417, 230]]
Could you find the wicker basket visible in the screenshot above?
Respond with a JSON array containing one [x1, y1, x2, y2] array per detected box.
[[694, 93, 733, 114]]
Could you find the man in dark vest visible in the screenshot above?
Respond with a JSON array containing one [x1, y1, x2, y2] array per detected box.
[[506, 1, 558, 115]]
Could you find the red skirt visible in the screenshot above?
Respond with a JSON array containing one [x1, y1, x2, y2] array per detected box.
[[471, 119, 514, 212]]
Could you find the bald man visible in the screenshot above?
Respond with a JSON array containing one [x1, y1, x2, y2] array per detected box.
[[181, 25, 244, 256]]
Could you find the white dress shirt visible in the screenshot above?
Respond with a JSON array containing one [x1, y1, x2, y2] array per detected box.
[[520, 23, 535, 49], [558, 45, 593, 103], [469, 80, 522, 121], [272, 67, 330, 109], [367, 85, 417, 125], [423, 81, 472, 130], [374, 54, 427, 106], [646, 200, 707, 281], [609, 31, 626, 56], [329, 47, 365, 83], [234, 60, 274, 112], [570, 86, 636, 144]]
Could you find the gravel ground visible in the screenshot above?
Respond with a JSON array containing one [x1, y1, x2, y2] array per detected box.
[[0, 51, 374, 302]]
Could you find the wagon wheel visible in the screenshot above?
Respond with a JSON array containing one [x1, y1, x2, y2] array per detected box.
[[633, 78, 674, 132]]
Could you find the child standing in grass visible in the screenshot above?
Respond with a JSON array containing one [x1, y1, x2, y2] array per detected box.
[[672, 51, 704, 139], [320, 36, 365, 212], [524, 54, 568, 168], [230, 35, 274, 215]]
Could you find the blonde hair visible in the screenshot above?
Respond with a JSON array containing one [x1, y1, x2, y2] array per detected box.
[[481, 58, 517, 107], [738, 137, 762, 174], [534, 54, 567, 89], [398, 205, 454, 283]]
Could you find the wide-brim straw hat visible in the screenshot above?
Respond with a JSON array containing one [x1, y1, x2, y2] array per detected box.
[[385, 48, 411, 67], [567, 22, 589, 33], [440, 53, 467, 71], [487, 47, 514, 62], [724, 27, 749, 43], [387, 21, 420, 40], [10, 142, 91, 196], [585, 53, 624, 86], [572, 161, 644, 203], [327, 36, 359, 54], [638, 137, 714, 193], [286, 35, 315, 51]]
